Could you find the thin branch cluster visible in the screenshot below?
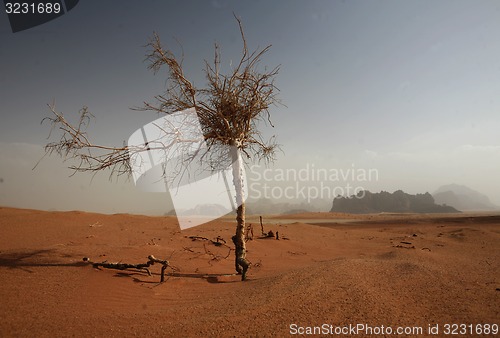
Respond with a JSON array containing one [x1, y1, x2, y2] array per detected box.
[[42, 15, 280, 177], [42, 105, 131, 177]]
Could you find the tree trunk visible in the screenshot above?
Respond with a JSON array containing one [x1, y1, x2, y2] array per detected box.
[[230, 142, 250, 280]]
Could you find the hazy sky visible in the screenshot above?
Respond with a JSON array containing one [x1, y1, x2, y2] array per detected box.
[[1, 0, 499, 214]]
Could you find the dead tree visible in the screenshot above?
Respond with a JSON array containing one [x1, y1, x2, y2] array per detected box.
[[41, 15, 280, 281]]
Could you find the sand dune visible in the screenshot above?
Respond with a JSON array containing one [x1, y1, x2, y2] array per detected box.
[[0, 207, 498, 337]]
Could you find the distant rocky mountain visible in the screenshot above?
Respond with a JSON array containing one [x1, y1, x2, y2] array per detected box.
[[433, 184, 498, 211], [179, 204, 231, 216], [246, 198, 330, 215], [330, 190, 460, 214]]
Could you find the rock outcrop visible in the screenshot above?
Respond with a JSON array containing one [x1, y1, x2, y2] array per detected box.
[[331, 190, 460, 214]]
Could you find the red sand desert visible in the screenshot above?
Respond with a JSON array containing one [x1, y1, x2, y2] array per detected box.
[[0, 207, 499, 337]]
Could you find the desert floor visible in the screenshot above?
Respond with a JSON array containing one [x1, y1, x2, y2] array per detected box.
[[0, 207, 499, 337]]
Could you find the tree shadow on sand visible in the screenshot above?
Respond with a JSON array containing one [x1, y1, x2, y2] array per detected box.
[[0, 250, 241, 283], [0, 249, 87, 273], [165, 272, 242, 283]]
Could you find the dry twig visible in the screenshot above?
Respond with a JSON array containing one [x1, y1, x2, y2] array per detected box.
[[83, 255, 171, 282]]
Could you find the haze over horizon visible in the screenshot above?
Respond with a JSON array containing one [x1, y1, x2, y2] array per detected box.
[[1, 0, 499, 214]]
